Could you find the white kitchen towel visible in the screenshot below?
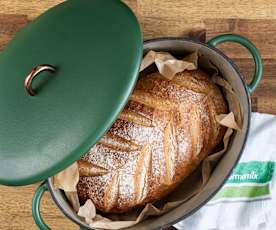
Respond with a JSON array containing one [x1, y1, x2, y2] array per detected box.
[[175, 112, 276, 230]]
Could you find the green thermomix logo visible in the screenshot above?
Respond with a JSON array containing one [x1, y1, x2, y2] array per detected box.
[[227, 161, 274, 184], [211, 161, 275, 202]]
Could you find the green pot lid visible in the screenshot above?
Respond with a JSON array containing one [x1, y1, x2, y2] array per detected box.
[[0, 0, 143, 186]]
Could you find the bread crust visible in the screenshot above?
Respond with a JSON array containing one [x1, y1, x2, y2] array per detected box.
[[77, 70, 227, 213]]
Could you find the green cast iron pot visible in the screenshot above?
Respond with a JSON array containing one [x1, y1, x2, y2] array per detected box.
[[32, 34, 263, 230]]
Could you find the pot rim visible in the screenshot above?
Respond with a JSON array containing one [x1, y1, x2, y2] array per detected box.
[[47, 37, 251, 230]]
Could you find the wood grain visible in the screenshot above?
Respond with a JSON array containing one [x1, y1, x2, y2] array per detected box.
[[0, 0, 275, 229], [230, 58, 276, 113], [0, 14, 29, 50], [205, 18, 276, 59], [0, 184, 77, 230]]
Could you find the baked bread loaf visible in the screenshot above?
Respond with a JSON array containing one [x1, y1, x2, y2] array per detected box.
[[77, 70, 227, 213]]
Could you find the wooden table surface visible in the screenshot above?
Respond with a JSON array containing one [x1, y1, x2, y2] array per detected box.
[[0, 0, 276, 229]]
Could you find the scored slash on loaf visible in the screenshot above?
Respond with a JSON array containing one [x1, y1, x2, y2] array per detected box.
[[77, 70, 227, 213]]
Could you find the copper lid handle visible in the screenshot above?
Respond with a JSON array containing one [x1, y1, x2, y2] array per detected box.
[[25, 64, 56, 96]]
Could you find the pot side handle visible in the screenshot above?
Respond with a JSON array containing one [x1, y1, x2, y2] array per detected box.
[[32, 182, 51, 230], [207, 34, 263, 94]]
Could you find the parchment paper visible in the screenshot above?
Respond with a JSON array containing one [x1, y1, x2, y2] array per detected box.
[[54, 50, 243, 229]]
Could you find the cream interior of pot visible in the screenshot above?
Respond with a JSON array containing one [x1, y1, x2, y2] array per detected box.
[[47, 39, 250, 230]]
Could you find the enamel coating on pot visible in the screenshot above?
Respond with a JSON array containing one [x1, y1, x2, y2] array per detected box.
[[0, 0, 143, 186], [34, 36, 262, 230]]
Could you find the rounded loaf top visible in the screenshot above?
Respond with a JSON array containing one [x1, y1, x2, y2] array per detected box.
[[77, 69, 228, 213]]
